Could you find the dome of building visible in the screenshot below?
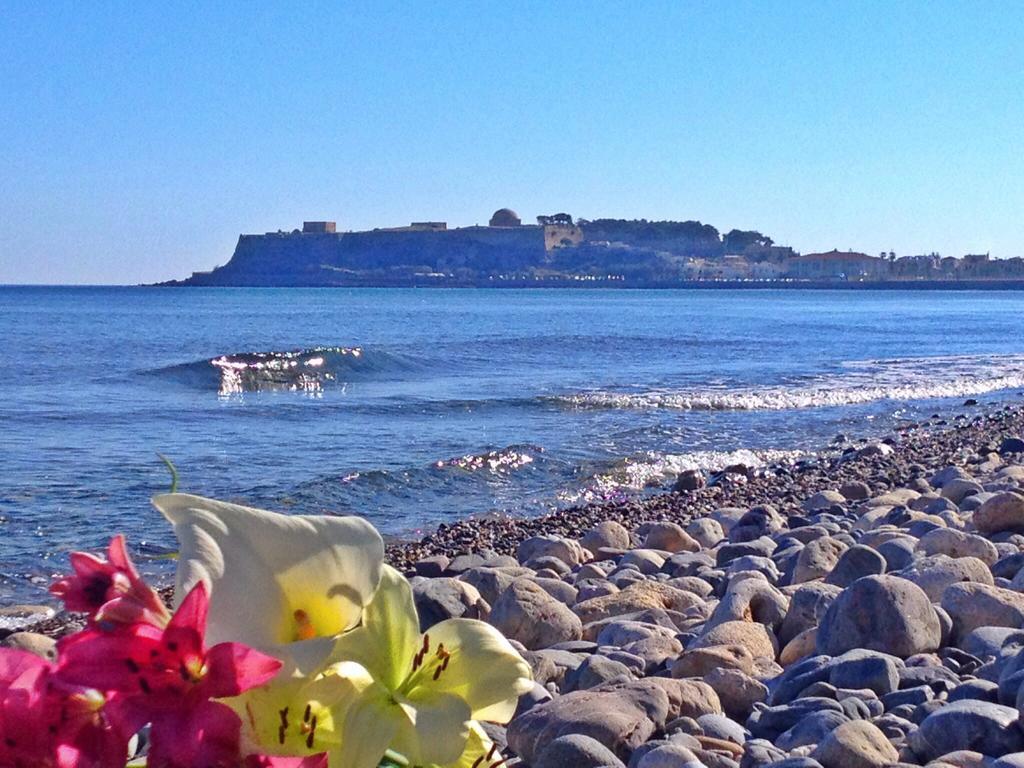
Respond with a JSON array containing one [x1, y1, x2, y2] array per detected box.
[[488, 208, 522, 227]]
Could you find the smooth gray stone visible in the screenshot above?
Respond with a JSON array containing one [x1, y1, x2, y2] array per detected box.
[[828, 649, 900, 696], [769, 655, 833, 706], [774, 709, 849, 750], [534, 734, 626, 768], [910, 700, 1024, 760], [824, 545, 886, 587], [817, 575, 940, 658], [747, 697, 845, 741], [949, 679, 1000, 703]]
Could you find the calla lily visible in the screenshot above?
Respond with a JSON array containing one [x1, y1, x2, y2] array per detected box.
[[236, 565, 532, 768], [152, 493, 385, 667]]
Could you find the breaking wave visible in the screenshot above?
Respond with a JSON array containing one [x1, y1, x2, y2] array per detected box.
[[558, 448, 803, 504], [150, 346, 418, 395], [552, 354, 1024, 412], [433, 444, 541, 473], [331, 444, 545, 488]]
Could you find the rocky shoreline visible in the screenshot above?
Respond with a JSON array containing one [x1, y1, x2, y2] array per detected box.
[[9, 399, 1024, 766]]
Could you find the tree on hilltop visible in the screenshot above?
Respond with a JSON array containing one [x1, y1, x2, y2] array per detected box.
[[537, 213, 575, 226], [723, 229, 774, 253]]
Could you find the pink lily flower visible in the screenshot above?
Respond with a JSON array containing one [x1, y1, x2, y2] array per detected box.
[[50, 534, 171, 628], [58, 582, 282, 767], [0, 647, 129, 768]]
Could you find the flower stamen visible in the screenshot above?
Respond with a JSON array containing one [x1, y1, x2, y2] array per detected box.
[[293, 609, 316, 641], [277, 706, 289, 745], [305, 715, 317, 749]]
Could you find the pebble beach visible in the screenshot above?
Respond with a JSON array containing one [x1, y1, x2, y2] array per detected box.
[[9, 399, 1024, 767]]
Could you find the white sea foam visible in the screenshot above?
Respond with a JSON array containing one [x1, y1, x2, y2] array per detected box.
[[553, 353, 1024, 412], [435, 445, 539, 473], [558, 447, 803, 504]]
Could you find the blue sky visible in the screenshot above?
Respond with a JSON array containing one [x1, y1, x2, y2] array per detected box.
[[2, 1, 1023, 283]]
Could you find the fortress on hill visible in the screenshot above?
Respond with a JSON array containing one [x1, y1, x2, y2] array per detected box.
[[176, 209, 585, 287], [168, 209, 1024, 287]]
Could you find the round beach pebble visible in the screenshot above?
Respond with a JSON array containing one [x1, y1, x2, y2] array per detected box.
[[517, 535, 587, 567], [489, 578, 582, 650], [810, 719, 899, 768], [974, 492, 1024, 534], [823, 545, 886, 587], [1, 631, 57, 660], [792, 537, 848, 584], [910, 700, 1024, 761], [940, 582, 1024, 644], [506, 682, 670, 763], [635, 743, 703, 768], [533, 733, 626, 768], [575, 581, 703, 625], [686, 518, 724, 548], [702, 667, 768, 719], [581, 520, 632, 554], [693, 620, 777, 660], [897, 555, 994, 602], [816, 575, 940, 658], [643, 522, 700, 553], [916, 527, 998, 565]]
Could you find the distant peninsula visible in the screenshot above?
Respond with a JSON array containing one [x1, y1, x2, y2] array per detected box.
[[162, 209, 1024, 287]]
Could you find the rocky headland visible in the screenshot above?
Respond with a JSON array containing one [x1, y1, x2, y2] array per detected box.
[[9, 401, 1024, 766]]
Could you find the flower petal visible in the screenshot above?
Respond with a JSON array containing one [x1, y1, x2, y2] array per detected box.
[[203, 642, 283, 698], [405, 618, 532, 723], [331, 564, 419, 690], [330, 681, 400, 768], [230, 661, 370, 757], [147, 699, 242, 768], [392, 688, 471, 767], [153, 493, 385, 647], [56, 624, 164, 693], [106, 534, 138, 578], [443, 721, 498, 768], [163, 582, 209, 658]]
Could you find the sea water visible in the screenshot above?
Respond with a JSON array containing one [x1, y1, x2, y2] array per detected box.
[[2, 286, 1023, 602]]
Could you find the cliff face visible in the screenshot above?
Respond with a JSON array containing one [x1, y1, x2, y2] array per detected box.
[[179, 227, 549, 286]]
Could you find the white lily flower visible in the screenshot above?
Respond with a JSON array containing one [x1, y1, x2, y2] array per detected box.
[[152, 493, 385, 668]]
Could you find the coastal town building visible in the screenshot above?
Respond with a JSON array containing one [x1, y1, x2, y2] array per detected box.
[[302, 221, 336, 234], [543, 222, 584, 250], [489, 208, 522, 227]]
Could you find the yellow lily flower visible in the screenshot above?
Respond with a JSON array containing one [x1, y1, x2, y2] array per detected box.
[[328, 565, 532, 768], [433, 721, 509, 768], [152, 493, 385, 670], [236, 565, 532, 768], [381, 721, 507, 768], [234, 662, 363, 757]]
